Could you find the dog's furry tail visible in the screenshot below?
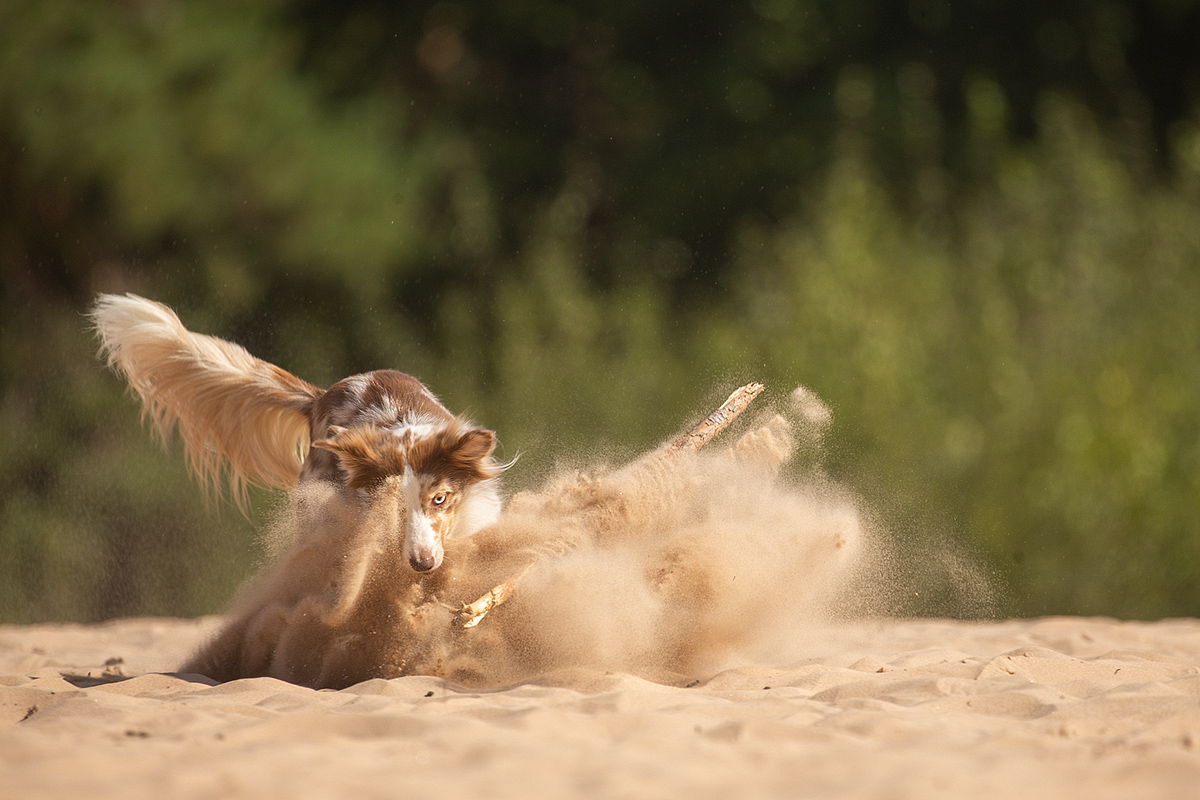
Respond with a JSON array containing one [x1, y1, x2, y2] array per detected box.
[[91, 293, 324, 508]]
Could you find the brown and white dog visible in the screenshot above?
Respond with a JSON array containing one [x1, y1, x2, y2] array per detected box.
[[90, 293, 505, 573]]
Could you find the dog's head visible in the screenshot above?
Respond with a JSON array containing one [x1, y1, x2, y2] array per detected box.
[[311, 421, 501, 573]]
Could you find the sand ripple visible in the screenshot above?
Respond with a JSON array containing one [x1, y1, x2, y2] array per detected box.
[[3, 616, 1200, 798]]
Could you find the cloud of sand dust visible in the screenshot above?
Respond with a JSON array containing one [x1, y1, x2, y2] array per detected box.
[[185, 386, 995, 689]]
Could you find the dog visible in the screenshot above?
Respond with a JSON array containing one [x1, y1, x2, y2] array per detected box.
[[89, 294, 857, 690], [90, 293, 506, 574]]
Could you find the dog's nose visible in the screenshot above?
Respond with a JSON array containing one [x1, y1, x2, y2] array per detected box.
[[410, 553, 437, 572]]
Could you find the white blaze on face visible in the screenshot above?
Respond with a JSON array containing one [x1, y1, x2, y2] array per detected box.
[[400, 465, 442, 572], [389, 418, 441, 440]]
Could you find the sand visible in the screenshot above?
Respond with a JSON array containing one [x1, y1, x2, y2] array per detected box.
[[4, 615, 1200, 799]]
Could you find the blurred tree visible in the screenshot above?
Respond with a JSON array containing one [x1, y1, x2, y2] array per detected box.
[[1, 0, 1198, 621]]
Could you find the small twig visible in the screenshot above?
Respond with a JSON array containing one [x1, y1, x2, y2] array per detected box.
[[456, 383, 765, 630], [665, 382, 765, 454], [456, 567, 531, 628]]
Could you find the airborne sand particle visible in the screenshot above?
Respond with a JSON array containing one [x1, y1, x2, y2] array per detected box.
[[181, 385, 994, 689]]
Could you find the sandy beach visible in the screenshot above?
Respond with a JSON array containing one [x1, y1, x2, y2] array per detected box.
[[4, 615, 1200, 799]]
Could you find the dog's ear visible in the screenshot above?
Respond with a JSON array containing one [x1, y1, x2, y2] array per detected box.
[[311, 425, 349, 453], [451, 428, 504, 483], [454, 428, 497, 463], [311, 426, 369, 469], [405, 423, 504, 484], [310, 427, 406, 490]]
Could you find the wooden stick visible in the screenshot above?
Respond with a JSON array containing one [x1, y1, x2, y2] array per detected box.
[[456, 382, 765, 629], [665, 382, 764, 454], [456, 566, 532, 628]]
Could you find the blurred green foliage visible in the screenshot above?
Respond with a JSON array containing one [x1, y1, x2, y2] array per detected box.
[[2, 0, 1199, 621]]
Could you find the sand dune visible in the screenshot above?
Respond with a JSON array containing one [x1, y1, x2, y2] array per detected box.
[[4, 615, 1200, 799]]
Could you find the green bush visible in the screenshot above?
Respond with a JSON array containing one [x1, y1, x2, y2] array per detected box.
[[3, 1, 1199, 621]]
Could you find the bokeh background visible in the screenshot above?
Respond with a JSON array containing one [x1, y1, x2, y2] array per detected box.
[[2, 1, 1199, 623]]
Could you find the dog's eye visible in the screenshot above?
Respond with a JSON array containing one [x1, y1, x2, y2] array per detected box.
[[432, 492, 449, 507]]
